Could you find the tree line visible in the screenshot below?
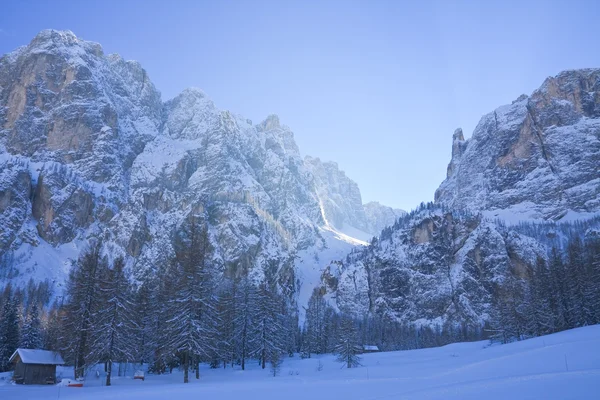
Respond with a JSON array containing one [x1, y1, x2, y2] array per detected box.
[[2, 219, 599, 380], [490, 235, 600, 343]]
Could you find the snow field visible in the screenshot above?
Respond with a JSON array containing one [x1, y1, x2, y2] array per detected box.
[[1, 325, 599, 399]]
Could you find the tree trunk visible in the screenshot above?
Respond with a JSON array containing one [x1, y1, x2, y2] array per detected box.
[[106, 361, 112, 386], [195, 357, 199, 379], [183, 352, 189, 383]]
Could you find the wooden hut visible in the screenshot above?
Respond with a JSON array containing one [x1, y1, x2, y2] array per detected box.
[[361, 345, 380, 354], [9, 348, 65, 385]]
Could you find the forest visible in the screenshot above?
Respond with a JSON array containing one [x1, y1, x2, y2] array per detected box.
[[1, 215, 599, 385]]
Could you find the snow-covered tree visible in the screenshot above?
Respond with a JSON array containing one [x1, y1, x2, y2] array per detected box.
[[252, 262, 289, 370], [20, 302, 43, 349], [62, 242, 106, 378], [0, 285, 20, 372], [333, 315, 361, 368], [234, 272, 258, 370], [303, 287, 328, 357], [89, 257, 137, 386], [165, 217, 218, 383]]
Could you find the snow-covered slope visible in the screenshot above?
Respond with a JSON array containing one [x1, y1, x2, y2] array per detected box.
[[0, 30, 399, 303], [2, 325, 599, 399], [323, 69, 600, 327], [322, 205, 558, 326], [436, 69, 600, 221]]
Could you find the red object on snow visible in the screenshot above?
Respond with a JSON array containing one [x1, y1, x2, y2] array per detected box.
[[67, 383, 83, 387]]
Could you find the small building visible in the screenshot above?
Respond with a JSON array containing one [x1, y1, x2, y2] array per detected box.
[[9, 348, 65, 385], [362, 345, 380, 354]]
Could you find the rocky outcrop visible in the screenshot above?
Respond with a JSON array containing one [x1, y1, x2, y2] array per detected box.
[[305, 156, 367, 232], [323, 206, 550, 326], [363, 201, 406, 235], [435, 69, 600, 220]]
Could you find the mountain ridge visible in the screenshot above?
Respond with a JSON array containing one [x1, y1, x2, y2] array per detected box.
[[0, 30, 401, 303]]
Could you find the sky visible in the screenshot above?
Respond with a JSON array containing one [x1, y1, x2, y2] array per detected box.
[[1, 0, 599, 211]]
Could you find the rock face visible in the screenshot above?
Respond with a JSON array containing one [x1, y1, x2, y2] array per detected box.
[[305, 156, 404, 237], [363, 201, 406, 235], [0, 30, 396, 299], [323, 206, 548, 326], [435, 69, 600, 220], [324, 70, 600, 327]]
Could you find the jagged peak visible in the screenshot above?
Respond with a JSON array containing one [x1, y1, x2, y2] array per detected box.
[[179, 87, 208, 99], [27, 29, 103, 58], [258, 114, 281, 131], [167, 87, 214, 110]]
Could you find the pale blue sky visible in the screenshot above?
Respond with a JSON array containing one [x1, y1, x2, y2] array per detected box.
[[1, 0, 599, 211]]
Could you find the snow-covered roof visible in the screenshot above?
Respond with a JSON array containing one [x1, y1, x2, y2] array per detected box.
[[9, 349, 65, 365], [363, 345, 379, 351]]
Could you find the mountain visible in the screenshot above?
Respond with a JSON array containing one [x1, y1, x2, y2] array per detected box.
[[323, 69, 600, 328], [0, 30, 400, 302], [436, 69, 600, 222]]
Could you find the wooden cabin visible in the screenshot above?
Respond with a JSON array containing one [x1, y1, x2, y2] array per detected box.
[[9, 348, 65, 385], [362, 345, 380, 354]]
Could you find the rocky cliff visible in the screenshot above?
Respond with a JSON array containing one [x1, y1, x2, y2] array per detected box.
[[436, 69, 600, 221], [0, 31, 399, 300], [324, 69, 600, 327]]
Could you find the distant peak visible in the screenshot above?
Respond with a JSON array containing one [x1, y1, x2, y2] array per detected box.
[[31, 29, 81, 48], [28, 29, 103, 57], [179, 87, 208, 99], [259, 114, 281, 131], [34, 29, 78, 41]]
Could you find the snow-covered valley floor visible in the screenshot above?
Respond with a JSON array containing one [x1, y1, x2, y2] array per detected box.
[[2, 325, 599, 400]]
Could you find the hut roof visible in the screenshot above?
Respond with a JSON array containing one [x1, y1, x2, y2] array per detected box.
[[363, 345, 379, 351], [9, 349, 65, 365]]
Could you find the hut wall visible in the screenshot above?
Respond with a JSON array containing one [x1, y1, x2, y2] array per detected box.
[[22, 364, 57, 384]]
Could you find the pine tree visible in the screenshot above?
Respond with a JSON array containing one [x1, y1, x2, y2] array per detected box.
[[527, 257, 555, 336], [567, 237, 590, 326], [89, 257, 137, 386], [549, 248, 573, 330], [253, 276, 287, 370], [303, 287, 328, 357], [165, 217, 218, 383], [233, 273, 258, 371], [133, 280, 155, 367], [216, 278, 237, 368], [20, 302, 43, 349], [62, 242, 106, 379], [585, 238, 600, 323], [43, 301, 62, 352], [0, 285, 20, 372], [333, 315, 361, 368]]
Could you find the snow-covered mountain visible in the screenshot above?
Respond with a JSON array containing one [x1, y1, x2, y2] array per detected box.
[[0, 30, 400, 300], [323, 69, 600, 327], [436, 69, 600, 222]]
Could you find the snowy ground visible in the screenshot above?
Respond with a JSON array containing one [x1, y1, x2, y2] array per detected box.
[[1, 325, 599, 399]]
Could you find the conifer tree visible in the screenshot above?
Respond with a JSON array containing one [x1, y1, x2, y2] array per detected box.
[[62, 242, 106, 379], [133, 280, 155, 367], [234, 272, 258, 370], [89, 257, 137, 386], [254, 276, 287, 369], [334, 315, 361, 368], [165, 217, 218, 383], [0, 285, 20, 372], [303, 287, 328, 357], [20, 302, 43, 349]]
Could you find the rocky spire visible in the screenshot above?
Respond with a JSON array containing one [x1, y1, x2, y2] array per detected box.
[[446, 128, 466, 178]]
